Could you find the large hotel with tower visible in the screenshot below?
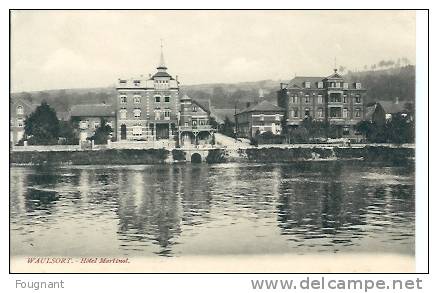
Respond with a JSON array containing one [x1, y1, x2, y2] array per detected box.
[[114, 46, 214, 147]]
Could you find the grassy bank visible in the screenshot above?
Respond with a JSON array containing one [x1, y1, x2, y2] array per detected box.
[[11, 149, 170, 165], [10, 145, 414, 165]]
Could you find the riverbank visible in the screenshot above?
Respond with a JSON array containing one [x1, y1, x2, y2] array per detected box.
[[10, 145, 415, 165]]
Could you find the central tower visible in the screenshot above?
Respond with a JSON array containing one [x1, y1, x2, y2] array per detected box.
[[116, 43, 180, 142]]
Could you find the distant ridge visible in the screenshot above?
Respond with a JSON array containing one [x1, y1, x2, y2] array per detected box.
[[10, 65, 415, 113]]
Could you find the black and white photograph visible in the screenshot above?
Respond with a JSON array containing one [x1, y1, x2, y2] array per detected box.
[[8, 10, 426, 274]]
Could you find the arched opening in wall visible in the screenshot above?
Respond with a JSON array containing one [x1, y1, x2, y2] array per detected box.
[[121, 124, 127, 140], [191, 153, 202, 163]]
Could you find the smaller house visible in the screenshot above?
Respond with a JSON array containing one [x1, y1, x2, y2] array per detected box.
[[10, 97, 37, 145], [178, 95, 215, 147], [365, 98, 414, 127], [70, 104, 117, 142], [378, 98, 414, 121], [235, 100, 285, 138]]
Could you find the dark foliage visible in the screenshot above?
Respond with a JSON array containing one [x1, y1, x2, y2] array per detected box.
[[24, 102, 60, 145]]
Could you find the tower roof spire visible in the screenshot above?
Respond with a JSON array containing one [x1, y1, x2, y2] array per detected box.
[[157, 39, 167, 70]]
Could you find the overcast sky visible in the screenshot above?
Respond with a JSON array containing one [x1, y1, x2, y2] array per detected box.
[[11, 10, 416, 92]]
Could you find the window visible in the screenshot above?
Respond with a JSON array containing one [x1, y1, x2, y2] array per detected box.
[[304, 108, 310, 117], [184, 122, 189, 127], [290, 108, 298, 118], [275, 114, 280, 121], [260, 114, 264, 121], [356, 83, 362, 89], [343, 108, 348, 118], [355, 109, 361, 118], [16, 105, 24, 115], [193, 106, 198, 112], [155, 96, 161, 103], [17, 118, 24, 127], [134, 96, 141, 103], [317, 109, 323, 118], [155, 111, 161, 120], [132, 125, 142, 136], [317, 82, 323, 89], [133, 109, 141, 118], [336, 82, 341, 88], [343, 95, 348, 103], [106, 121, 113, 128], [355, 95, 362, 103], [291, 95, 298, 103], [305, 95, 310, 103], [343, 83, 349, 89], [80, 120, 88, 129], [305, 81, 311, 88], [330, 107, 342, 118], [120, 109, 127, 119], [164, 110, 171, 120], [164, 96, 170, 103], [317, 95, 323, 104], [192, 120, 197, 126], [120, 96, 127, 104], [330, 93, 342, 103]]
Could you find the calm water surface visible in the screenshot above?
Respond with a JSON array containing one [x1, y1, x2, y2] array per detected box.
[[10, 161, 415, 257]]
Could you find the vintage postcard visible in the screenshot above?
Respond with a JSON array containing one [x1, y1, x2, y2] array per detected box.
[[9, 10, 423, 273]]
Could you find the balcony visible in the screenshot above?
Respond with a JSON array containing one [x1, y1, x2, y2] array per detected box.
[[179, 125, 213, 132]]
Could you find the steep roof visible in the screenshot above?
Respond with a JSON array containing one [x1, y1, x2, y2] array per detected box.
[[287, 76, 325, 89], [378, 101, 408, 114], [209, 107, 236, 124], [192, 99, 210, 114], [71, 104, 115, 117], [238, 100, 284, 114]]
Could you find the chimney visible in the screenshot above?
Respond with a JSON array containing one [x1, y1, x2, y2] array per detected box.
[[395, 97, 399, 104], [258, 88, 264, 99], [148, 73, 152, 78], [176, 75, 178, 81]]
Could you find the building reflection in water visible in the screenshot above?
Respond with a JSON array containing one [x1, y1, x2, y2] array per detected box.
[[115, 165, 217, 256], [10, 161, 415, 257]]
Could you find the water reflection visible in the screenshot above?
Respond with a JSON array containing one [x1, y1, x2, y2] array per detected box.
[[10, 161, 415, 257]]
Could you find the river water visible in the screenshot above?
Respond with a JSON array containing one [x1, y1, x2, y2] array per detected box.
[[10, 161, 415, 257]]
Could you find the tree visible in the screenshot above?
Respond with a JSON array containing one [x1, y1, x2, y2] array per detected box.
[[220, 116, 235, 138], [90, 118, 113, 144], [24, 101, 60, 145], [59, 118, 79, 145]]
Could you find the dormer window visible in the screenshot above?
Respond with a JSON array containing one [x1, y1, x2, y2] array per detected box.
[[356, 83, 362, 89], [119, 79, 127, 85], [343, 83, 349, 89], [317, 82, 323, 88], [305, 81, 311, 89], [193, 106, 198, 112], [133, 80, 141, 86]]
